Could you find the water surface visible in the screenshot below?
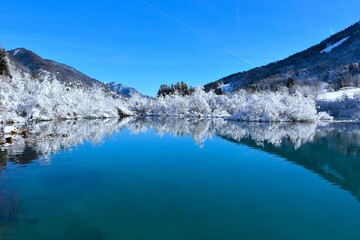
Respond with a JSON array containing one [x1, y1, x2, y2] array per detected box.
[[1, 118, 360, 239]]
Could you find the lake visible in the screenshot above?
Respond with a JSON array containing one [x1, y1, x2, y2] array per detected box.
[[1, 118, 360, 239]]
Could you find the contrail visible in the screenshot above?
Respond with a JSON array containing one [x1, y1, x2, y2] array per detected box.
[[141, 0, 255, 67], [330, 27, 334, 35], [221, 47, 255, 66], [142, 0, 205, 38]]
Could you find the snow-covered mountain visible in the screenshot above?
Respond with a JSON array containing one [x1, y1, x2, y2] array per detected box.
[[7, 48, 104, 88], [7, 48, 144, 98], [205, 21, 360, 92], [105, 82, 143, 98]]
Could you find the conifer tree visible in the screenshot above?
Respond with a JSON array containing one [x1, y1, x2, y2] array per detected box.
[[0, 48, 11, 77]]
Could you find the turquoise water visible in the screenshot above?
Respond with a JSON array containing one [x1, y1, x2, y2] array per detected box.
[[1, 119, 360, 239]]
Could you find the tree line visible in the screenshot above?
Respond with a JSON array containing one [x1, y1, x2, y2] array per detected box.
[[157, 81, 193, 97]]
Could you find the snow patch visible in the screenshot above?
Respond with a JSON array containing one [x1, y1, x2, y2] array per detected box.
[[13, 49, 21, 56], [317, 88, 360, 101], [3, 126, 18, 134], [320, 37, 349, 53], [219, 83, 232, 92], [316, 88, 360, 119]]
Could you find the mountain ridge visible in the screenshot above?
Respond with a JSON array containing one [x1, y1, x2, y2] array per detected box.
[[105, 81, 143, 98], [205, 21, 360, 92], [7, 48, 103, 88], [6, 48, 142, 98]]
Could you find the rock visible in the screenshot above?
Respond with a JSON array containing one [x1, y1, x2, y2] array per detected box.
[[21, 130, 29, 138], [5, 137, 13, 144]]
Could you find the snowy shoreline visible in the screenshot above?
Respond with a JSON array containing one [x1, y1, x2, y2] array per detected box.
[[2, 55, 360, 135]]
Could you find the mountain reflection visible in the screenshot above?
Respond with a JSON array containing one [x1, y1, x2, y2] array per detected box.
[[219, 122, 360, 201], [1, 118, 360, 201]]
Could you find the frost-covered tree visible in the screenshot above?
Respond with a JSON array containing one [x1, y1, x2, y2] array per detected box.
[[126, 85, 332, 122], [0, 52, 337, 123], [0, 67, 132, 123], [188, 87, 210, 116]]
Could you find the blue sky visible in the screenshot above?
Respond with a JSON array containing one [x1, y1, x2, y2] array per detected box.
[[1, 0, 359, 96]]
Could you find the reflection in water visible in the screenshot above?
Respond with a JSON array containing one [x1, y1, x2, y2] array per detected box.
[[126, 118, 360, 200], [220, 122, 360, 201], [1, 118, 360, 239], [0, 186, 20, 228], [1, 117, 360, 202], [0, 118, 132, 167], [127, 117, 319, 148]]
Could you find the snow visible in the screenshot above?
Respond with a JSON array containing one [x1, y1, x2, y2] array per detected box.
[[219, 83, 232, 92], [105, 81, 141, 98], [0, 55, 334, 123], [3, 126, 17, 134], [13, 49, 21, 56], [316, 88, 360, 119], [320, 37, 349, 53], [127, 87, 332, 122], [0, 59, 133, 123], [317, 88, 360, 101]]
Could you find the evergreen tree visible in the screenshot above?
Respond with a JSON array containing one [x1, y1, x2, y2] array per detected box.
[[0, 48, 11, 77], [157, 81, 191, 97], [157, 84, 172, 97], [286, 77, 295, 88]]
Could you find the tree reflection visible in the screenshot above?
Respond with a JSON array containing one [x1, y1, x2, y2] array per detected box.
[[1, 118, 360, 202]]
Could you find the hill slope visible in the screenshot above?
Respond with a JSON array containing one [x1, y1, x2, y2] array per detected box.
[[205, 21, 360, 92], [7, 48, 142, 98], [7, 48, 104, 88]]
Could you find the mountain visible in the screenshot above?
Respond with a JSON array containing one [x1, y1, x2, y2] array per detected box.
[[205, 21, 360, 92], [6, 48, 143, 99], [7, 48, 104, 88], [105, 82, 143, 98]]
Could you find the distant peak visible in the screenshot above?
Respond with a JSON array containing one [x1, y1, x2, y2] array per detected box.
[[12, 48, 26, 56], [8, 48, 41, 59], [9, 47, 32, 54]]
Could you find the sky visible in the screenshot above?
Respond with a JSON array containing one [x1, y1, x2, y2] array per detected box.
[[1, 0, 360, 96]]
